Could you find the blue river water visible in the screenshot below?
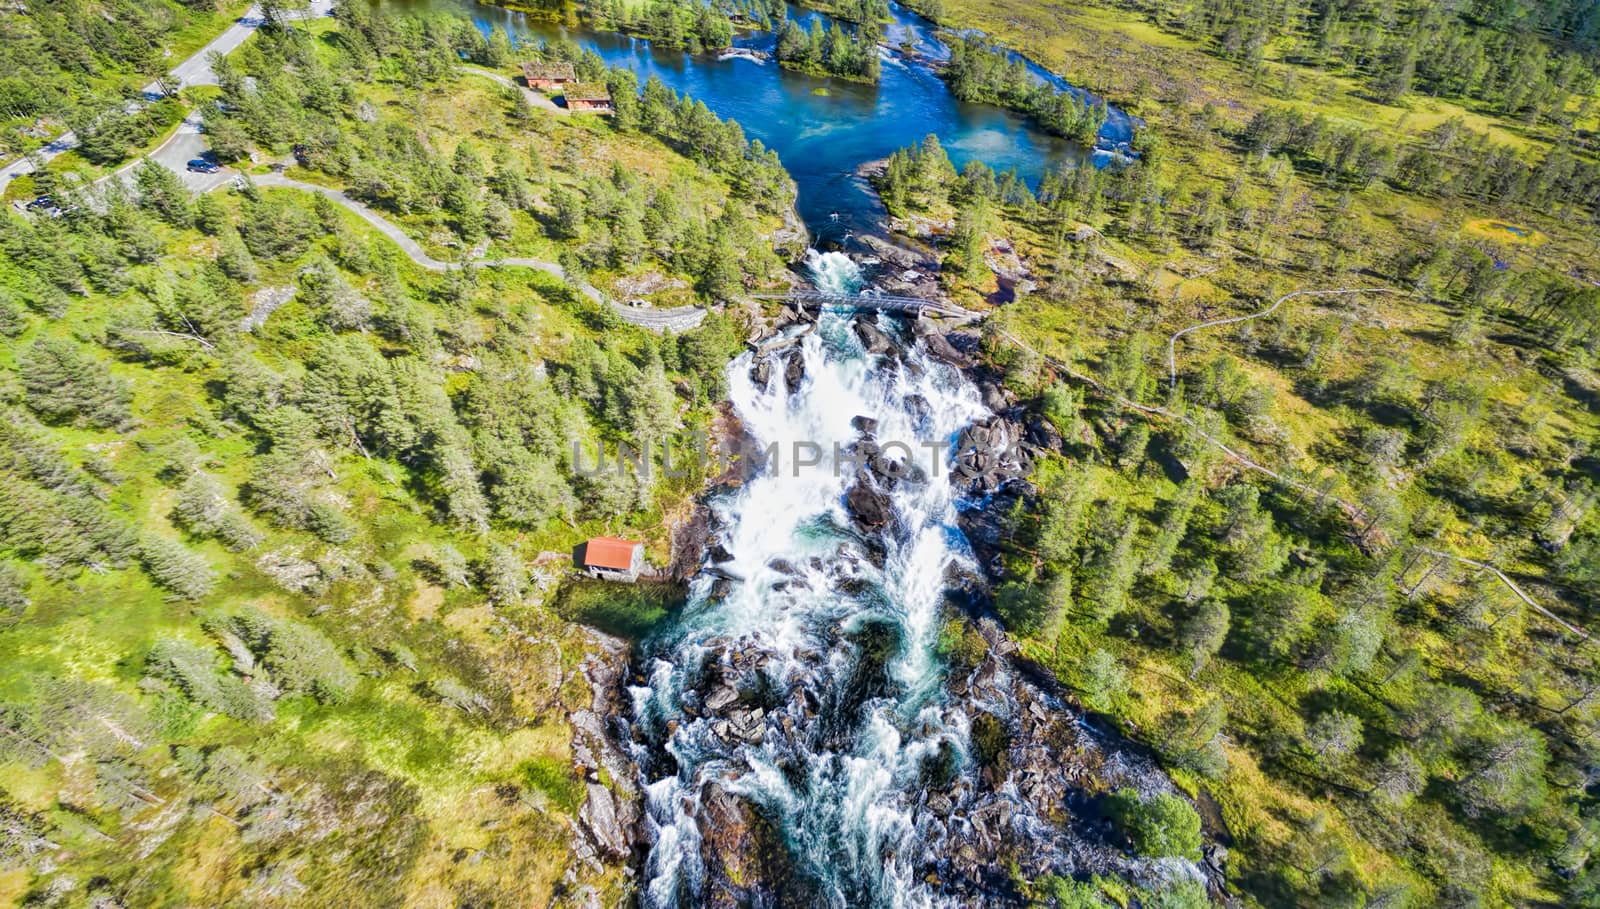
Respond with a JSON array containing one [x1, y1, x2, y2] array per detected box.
[[390, 1, 1135, 244]]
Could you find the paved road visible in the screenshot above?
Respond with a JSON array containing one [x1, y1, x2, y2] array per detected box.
[[463, 69, 570, 117], [246, 174, 706, 331], [0, 0, 334, 194], [88, 111, 234, 198], [167, 1, 337, 93]]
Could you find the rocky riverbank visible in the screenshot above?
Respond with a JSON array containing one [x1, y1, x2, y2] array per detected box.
[[572, 256, 1229, 905], [635, 299, 1229, 904]]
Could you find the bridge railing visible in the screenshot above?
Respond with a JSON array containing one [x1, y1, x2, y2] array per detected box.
[[747, 292, 977, 319]]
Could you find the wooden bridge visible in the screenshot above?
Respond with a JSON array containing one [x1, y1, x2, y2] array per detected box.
[[749, 291, 980, 322]]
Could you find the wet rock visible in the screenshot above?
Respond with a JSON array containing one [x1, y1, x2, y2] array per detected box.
[[905, 393, 931, 427], [951, 414, 1034, 498], [750, 357, 771, 388], [768, 558, 800, 576], [704, 684, 740, 713], [843, 472, 894, 531], [783, 350, 805, 393], [914, 318, 972, 368], [851, 415, 879, 435], [709, 542, 735, 564], [853, 318, 894, 355], [697, 782, 761, 906], [727, 706, 766, 744], [670, 504, 712, 581], [978, 380, 1009, 413]]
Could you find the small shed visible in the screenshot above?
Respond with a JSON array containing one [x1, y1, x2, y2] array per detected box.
[[563, 83, 614, 113], [522, 61, 576, 90], [578, 537, 645, 582]]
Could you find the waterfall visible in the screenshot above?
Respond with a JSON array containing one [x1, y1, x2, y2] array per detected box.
[[803, 249, 867, 296], [627, 252, 1210, 907]]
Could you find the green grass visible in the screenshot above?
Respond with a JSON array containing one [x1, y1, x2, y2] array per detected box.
[[521, 754, 587, 813], [552, 579, 686, 641]]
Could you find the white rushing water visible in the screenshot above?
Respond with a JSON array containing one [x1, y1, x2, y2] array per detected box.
[[630, 252, 994, 907]]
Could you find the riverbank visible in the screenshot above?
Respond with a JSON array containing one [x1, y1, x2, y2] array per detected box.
[[604, 277, 1226, 904]]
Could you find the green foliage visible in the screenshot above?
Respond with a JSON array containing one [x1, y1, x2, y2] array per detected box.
[[553, 579, 684, 641], [970, 709, 1011, 772], [944, 35, 1105, 142], [18, 337, 134, 430], [775, 17, 881, 83], [147, 637, 276, 722], [0, 4, 809, 903], [1107, 788, 1203, 860], [1077, 648, 1128, 708], [521, 755, 585, 813], [138, 533, 216, 600], [218, 608, 357, 705]]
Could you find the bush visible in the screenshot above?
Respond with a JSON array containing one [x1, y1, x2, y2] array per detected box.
[[1108, 788, 1203, 860]]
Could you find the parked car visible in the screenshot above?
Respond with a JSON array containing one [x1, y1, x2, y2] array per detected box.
[[23, 195, 68, 218], [186, 158, 220, 174]]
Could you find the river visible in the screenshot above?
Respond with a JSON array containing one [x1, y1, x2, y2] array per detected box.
[[368, 3, 1202, 901], [624, 253, 1205, 906], [384, 0, 1134, 245]]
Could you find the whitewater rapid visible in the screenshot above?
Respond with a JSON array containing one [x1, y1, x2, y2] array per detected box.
[[630, 251, 992, 907]]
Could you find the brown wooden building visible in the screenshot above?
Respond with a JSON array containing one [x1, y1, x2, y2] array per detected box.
[[563, 83, 613, 113], [521, 61, 575, 90]]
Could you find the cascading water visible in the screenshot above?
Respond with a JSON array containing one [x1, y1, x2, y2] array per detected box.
[[625, 253, 1213, 907]]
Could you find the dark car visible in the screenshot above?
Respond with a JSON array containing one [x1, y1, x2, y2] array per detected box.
[[24, 195, 68, 218], [186, 158, 220, 174]]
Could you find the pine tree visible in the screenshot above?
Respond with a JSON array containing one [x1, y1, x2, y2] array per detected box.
[[19, 338, 135, 430], [139, 534, 216, 600]]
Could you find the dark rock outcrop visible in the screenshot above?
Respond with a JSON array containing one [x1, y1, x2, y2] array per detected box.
[[913, 317, 973, 368], [853, 318, 895, 355], [952, 415, 1034, 496], [843, 470, 894, 531], [783, 350, 806, 393]]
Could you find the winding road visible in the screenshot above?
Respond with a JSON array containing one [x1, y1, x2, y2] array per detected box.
[[234, 173, 707, 331], [0, 2, 336, 195], [5, 1, 706, 332]]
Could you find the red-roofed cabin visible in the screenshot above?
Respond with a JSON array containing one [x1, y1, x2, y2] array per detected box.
[[562, 83, 613, 113], [521, 61, 576, 90], [578, 537, 645, 582]]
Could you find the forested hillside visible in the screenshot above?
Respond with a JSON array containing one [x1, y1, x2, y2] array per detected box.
[[871, 0, 1600, 904], [0, 5, 792, 905], [1127, 0, 1599, 116], [0, 0, 239, 162]]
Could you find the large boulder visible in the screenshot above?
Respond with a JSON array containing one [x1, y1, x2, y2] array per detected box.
[[783, 350, 806, 393], [952, 415, 1032, 496], [914, 318, 972, 367], [978, 380, 1010, 413], [696, 782, 762, 907], [578, 782, 630, 859], [853, 318, 894, 355], [843, 472, 895, 531], [1024, 412, 1064, 454]]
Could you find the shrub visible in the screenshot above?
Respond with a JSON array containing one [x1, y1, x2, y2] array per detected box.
[[1108, 788, 1203, 860]]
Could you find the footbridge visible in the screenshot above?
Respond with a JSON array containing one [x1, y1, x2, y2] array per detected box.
[[749, 292, 981, 322]]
